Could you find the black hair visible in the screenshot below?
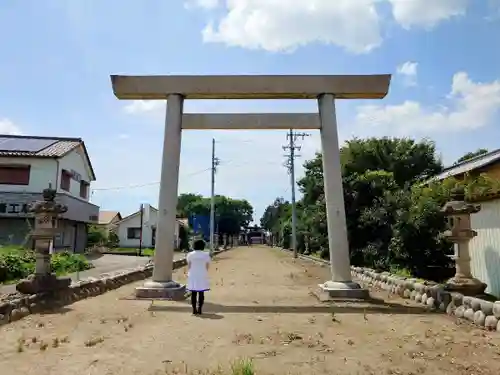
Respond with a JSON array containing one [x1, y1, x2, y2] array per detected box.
[[193, 239, 206, 251]]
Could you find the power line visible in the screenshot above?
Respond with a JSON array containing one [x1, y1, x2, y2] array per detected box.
[[90, 167, 211, 192], [215, 139, 258, 145], [218, 160, 283, 168], [282, 129, 310, 258]]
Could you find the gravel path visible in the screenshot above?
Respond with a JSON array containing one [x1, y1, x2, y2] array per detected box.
[[0, 246, 499, 375]]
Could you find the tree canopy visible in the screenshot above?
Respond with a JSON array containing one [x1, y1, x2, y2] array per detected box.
[[455, 148, 488, 164], [177, 193, 253, 235], [260, 136, 500, 281]]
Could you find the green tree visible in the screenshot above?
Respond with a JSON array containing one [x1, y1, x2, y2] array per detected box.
[[261, 136, 457, 280], [87, 225, 107, 247], [260, 197, 292, 247], [107, 230, 119, 248], [214, 196, 254, 235], [180, 194, 254, 237], [177, 193, 204, 217], [455, 148, 488, 164], [340, 137, 443, 187]]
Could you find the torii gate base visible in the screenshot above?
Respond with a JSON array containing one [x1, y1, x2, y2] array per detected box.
[[111, 74, 391, 301]]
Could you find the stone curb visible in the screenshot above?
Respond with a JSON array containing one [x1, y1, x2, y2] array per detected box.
[[0, 247, 231, 327], [276, 247, 500, 332]]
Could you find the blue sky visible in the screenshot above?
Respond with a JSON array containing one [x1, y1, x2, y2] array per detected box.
[[1, 0, 500, 221]]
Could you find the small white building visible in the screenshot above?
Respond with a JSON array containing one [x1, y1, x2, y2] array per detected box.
[[0, 134, 99, 252], [114, 204, 188, 249]]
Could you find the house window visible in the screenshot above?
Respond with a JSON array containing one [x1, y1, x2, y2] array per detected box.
[[80, 181, 89, 199], [0, 165, 30, 185], [127, 227, 141, 239], [60, 169, 71, 191]]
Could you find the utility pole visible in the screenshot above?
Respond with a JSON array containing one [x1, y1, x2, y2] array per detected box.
[[210, 138, 220, 256], [283, 129, 310, 258], [138, 203, 144, 256]]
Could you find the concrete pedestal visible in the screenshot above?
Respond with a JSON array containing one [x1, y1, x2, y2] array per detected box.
[[135, 280, 187, 300], [445, 276, 487, 296], [314, 281, 369, 301], [16, 274, 71, 295]]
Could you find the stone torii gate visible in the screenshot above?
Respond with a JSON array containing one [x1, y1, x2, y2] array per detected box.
[[110, 74, 391, 300]]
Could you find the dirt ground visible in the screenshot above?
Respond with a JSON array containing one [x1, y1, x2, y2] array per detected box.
[[1, 246, 499, 375]]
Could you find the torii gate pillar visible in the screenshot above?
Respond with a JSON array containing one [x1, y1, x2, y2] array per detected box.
[[111, 74, 391, 300]]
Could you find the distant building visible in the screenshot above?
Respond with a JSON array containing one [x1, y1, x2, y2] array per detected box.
[[114, 204, 188, 249], [97, 211, 122, 233], [0, 134, 99, 252]]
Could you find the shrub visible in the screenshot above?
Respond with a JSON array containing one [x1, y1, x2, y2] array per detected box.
[[51, 252, 93, 275], [0, 248, 93, 283], [107, 230, 119, 248], [87, 225, 107, 247], [0, 249, 35, 282]]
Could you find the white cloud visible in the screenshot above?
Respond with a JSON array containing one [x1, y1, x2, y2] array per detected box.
[[388, 0, 468, 29], [396, 61, 418, 86], [124, 100, 165, 115], [186, 0, 473, 53], [201, 0, 383, 54], [356, 72, 500, 133], [485, 0, 500, 20], [184, 0, 219, 9], [0, 118, 23, 135]]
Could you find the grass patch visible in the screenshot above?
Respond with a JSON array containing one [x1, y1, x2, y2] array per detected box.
[[104, 247, 155, 257], [230, 359, 254, 375], [164, 359, 255, 375], [0, 246, 93, 284], [389, 267, 426, 283], [104, 247, 186, 257]]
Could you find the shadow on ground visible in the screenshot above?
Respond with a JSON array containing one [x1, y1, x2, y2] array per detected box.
[[148, 298, 434, 315]]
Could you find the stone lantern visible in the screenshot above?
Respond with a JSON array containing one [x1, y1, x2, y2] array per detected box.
[[16, 185, 71, 294], [441, 186, 486, 296]]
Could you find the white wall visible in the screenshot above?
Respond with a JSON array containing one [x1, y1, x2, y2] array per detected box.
[[470, 199, 500, 297], [117, 212, 155, 248], [0, 146, 94, 200], [0, 157, 57, 193], [57, 146, 94, 200], [116, 206, 182, 248]]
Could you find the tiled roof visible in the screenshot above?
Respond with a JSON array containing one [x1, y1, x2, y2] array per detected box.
[[0, 135, 81, 157], [0, 134, 96, 180], [98, 211, 121, 225], [36, 140, 81, 157], [428, 148, 500, 182]]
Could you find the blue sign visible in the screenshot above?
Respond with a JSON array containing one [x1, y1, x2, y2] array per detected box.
[[189, 214, 210, 241]]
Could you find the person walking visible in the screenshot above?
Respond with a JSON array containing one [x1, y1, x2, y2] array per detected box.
[[186, 239, 211, 315]]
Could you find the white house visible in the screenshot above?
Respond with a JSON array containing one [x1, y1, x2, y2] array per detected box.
[[114, 204, 188, 249], [0, 134, 99, 252]]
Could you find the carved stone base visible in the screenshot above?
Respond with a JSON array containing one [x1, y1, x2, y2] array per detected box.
[[135, 280, 187, 300], [444, 276, 487, 296], [313, 281, 370, 301], [16, 274, 71, 295]]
